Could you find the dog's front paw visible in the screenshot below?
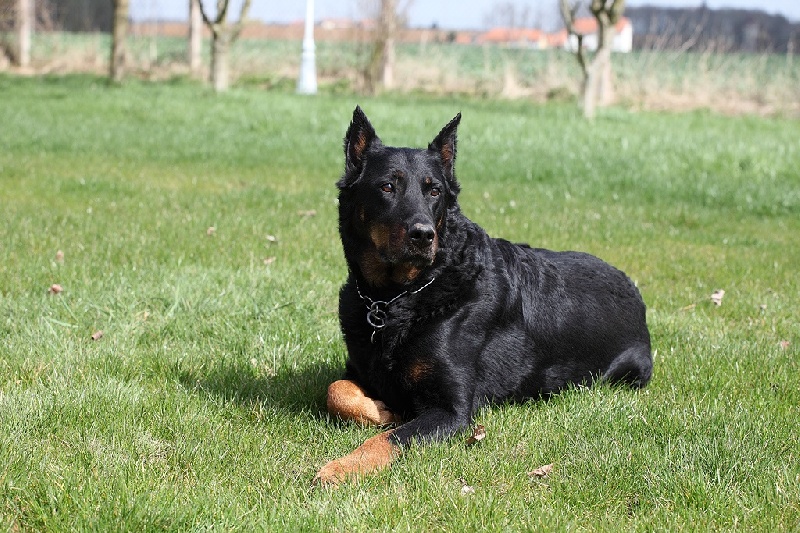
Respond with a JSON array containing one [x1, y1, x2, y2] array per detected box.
[[313, 430, 399, 487], [313, 459, 348, 486]]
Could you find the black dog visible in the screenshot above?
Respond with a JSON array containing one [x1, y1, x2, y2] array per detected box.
[[314, 107, 652, 484]]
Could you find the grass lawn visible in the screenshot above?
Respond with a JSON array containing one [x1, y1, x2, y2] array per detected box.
[[1, 74, 798, 530]]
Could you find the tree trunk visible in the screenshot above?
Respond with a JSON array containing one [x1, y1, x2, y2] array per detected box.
[[110, 0, 129, 83], [583, 57, 599, 119], [16, 0, 32, 68], [211, 32, 230, 92], [188, 0, 203, 77], [597, 22, 616, 106], [364, 36, 384, 95], [381, 0, 396, 90], [197, 0, 251, 93], [562, 0, 624, 119]]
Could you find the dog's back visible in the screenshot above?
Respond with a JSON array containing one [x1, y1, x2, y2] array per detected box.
[[469, 236, 652, 400]]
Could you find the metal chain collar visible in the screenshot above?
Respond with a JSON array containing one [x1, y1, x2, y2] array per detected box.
[[355, 277, 437, 343]]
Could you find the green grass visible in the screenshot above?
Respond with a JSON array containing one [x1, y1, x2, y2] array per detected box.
[[1, 74, 799, 530]]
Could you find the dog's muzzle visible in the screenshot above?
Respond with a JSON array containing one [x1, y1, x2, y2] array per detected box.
[[404, 222, 437, 265]]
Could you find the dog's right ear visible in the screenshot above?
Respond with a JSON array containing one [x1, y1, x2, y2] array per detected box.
[[343, 106, 380, 177]]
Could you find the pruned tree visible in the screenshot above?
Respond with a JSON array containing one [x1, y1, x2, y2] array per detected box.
[[560, 0, 625, 119], [361, 0, 412, 95], [197, 0, 252, 92], [109, 0, 129, 83]]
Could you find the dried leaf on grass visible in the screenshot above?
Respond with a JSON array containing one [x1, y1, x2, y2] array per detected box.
[[263, 257, 276, 265], [528, 464, 553, 478], [465, 424, 486, 446], [206, 226, 216, 236], [297, 210, 317, 217], [710, 289, 725, 306], [55, 250, 64, 262], [779, 340, 790, 350], [49, 284, 63, 294]]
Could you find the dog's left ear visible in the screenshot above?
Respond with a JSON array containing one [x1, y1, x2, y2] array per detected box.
[[429, 113, 461, 189]]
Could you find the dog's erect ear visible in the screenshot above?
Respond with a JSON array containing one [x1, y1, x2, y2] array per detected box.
[[344, 106, 380, 175], [429, 113, 461, 184]]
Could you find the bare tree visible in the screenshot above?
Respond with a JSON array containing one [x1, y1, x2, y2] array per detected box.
[[560, 0, 625, 118], [188, 0, 202, 77], [110, 0, 129, 83], [362, 0, 412, 95], [197, 0, 252, 92]]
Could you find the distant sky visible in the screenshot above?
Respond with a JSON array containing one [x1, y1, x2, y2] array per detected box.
[[131, 1, 800, 29]]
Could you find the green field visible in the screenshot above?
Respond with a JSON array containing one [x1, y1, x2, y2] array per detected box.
[[15, 31, 800, 114], [1, 74, 799, 530]]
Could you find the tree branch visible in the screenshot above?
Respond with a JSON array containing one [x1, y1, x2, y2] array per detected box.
[[230, 0, 253, 41], [560, 0, 589, 80]]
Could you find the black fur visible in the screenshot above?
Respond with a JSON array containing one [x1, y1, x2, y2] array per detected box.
[[336, 106, 653, 447]]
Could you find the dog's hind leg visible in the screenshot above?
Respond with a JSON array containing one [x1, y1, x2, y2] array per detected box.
[[601, 343, 653, 388], [326, 379, 401, 426]]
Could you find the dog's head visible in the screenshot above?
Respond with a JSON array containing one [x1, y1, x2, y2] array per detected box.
[[337, 106, 461, 287]]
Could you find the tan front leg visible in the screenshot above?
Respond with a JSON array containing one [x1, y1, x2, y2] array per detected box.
[[314, 430, 399, 486], [326, 379, 400, 426]]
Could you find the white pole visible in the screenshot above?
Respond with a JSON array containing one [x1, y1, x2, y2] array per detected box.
[[297, 0, 317, 94]]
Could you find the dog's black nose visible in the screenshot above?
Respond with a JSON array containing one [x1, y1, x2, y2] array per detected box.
[[409, 223, 435, 246]]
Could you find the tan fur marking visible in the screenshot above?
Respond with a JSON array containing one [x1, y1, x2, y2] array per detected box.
[[360, 248, 389, 287], [406, 359, 433, 383], [440, 144, 453, 166], [368, 223, 392, 249], [391, 262, 422, 284], [314, 430, 399, 486], [326, 380, 400, 426], [352, 132, 368, 160]]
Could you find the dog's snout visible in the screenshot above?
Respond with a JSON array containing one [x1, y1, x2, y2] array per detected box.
[[409, 223, 435, 246]]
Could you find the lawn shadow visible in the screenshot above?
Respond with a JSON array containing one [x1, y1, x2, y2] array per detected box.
[[175, 357, 343, 421]]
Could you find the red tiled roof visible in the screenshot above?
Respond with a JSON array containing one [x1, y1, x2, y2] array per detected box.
[[477, 27, 543, 44], [547, 29, 568, 47], [571, 16, 630, 35]]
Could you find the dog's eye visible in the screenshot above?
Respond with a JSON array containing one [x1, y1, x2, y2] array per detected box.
[[381, 183, 395, 193], [430, 187, 441, 197]]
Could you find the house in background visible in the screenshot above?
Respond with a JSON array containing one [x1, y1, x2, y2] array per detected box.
[[476, 28, 547, 49], [472, 17, 633, 52], [564, 17, 633, 53]]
